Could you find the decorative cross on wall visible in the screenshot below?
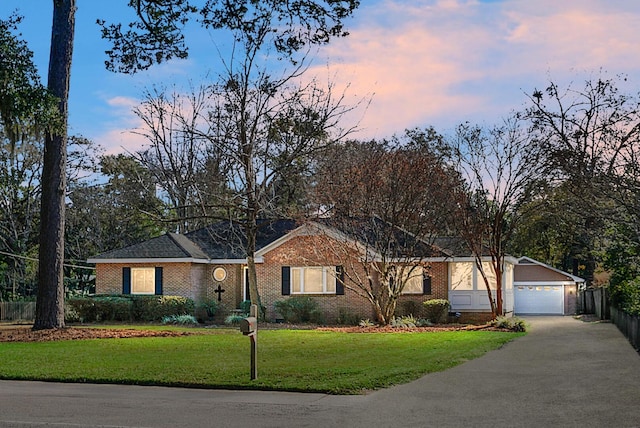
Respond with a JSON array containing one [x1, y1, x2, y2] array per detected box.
[[214, 284, 226, 301]]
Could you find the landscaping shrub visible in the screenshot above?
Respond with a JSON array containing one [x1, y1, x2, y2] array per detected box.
[[390, 315, 417, 329], [162, 314, 198, 325], [337, 307, 360, 325], [359, 318, 375, 327], [66, 296, 133, 322], [66, 295, 194, 322], [397, 300, 422, 317], [273, 296, 324, 324], [196, 298, 219, 323], [132, 296, 195, 322], [423, 299, 451, 324], [224, 313, 245, 325], [491, 316, 528, 332]]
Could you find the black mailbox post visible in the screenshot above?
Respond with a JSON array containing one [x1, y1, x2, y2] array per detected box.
[[240, 305, 258, 380]]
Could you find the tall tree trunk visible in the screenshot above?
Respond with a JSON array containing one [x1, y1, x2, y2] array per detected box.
[[34, 0, 75, 330]]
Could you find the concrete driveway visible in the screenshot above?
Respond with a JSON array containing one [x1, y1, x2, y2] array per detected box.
[[0, 316, 638, 427]]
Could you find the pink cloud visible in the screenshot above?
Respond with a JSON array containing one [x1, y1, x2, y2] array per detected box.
[[309, 0, 640, 139]]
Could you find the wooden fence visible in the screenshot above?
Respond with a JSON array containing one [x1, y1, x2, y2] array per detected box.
[[579, 287, 609, 319], [610, 306, 640, 351], [0, 302, 36, 321]]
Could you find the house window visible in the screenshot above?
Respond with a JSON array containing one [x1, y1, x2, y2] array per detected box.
[[131, 268, 155, 294], [400, 267, 424, 294], [291, 267, 336, 294], [479, 262, 497, 290], [451, 262, 474, 290]]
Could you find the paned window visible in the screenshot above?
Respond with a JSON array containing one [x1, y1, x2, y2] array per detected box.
[[400, 267, 424, 294], [291, 267, 336, 294], [451, 262, 474, 290], [131, 267, 155, 294]]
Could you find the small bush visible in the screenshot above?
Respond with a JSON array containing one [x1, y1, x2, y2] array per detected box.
[[239, 300, 252, 314], [337, 307, 361, 326], [132, 296, 195, 322], [162, 314, 198, 325], [423, 299, 450, 324], [224, 314, 245, 325], [390, 315, 417, 329], [416, 318, 433, 327], [491, 316, 528, 332], [196, 298, 219, 322], [397, 300, 422, 317], [273, 296, 324, 324], [359, 318, 375, 328], [66, 296, 133, 323]]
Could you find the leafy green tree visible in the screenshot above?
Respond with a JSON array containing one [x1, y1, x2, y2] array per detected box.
[[0, 16, 59, 301]]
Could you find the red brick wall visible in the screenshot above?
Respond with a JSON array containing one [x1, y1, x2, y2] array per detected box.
[[258, 235, 450, 323], [94, 237, 453, 324], [96, 262, 200, 300]]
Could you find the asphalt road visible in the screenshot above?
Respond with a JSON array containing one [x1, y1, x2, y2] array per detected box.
[[0, 316, 638, 428]]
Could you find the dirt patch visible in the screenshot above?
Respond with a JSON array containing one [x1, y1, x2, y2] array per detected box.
[[0, 325, 195, 343]]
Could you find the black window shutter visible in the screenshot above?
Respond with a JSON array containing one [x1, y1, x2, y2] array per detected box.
[[336, 266, 345, 295], [281, 266, 291, 295], [423, 275, 432, 295], [122, 267, 131, 294], [155, 267, 163, 295]]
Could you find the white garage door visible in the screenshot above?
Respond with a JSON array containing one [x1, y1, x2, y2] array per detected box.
[[514, 285, 564, 315]]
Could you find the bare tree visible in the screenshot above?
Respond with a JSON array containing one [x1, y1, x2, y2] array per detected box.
[[132, 84, 229, 233], [312, 135, 465, 324], [449, 117, 544, 317], [525, 74, 640, 282]]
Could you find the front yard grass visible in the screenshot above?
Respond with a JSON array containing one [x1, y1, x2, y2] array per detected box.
[[0, 328, 523, 394]]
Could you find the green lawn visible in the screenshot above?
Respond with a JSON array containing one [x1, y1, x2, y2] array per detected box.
[[0, 328, 523, 394]]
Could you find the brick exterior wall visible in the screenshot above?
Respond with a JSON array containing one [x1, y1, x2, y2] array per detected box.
[[94, 235, 456, 324], [258, 235, 450, 323]]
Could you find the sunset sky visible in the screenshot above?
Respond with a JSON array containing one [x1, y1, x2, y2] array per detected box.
[[2, 0, 640, 154]]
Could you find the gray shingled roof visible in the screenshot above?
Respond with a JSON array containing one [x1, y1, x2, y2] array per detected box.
[[91, 218, 475, 262], [90, 219, 300, 261], [91, 233, 208, 260]]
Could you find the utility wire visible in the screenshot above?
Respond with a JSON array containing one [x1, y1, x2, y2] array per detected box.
[[0, 250, 94, 270]]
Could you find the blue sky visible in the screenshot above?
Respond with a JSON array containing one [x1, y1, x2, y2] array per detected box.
[[2, 0, 640, 154]]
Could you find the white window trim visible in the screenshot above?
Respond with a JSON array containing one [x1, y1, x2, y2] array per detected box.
[[291, 266, 337, 295]]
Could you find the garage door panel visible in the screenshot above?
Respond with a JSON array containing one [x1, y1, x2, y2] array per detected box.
[[515, 285, 563, 315]]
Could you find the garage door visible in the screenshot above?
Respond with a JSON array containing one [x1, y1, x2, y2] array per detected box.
[[514, 285, 564, 315]]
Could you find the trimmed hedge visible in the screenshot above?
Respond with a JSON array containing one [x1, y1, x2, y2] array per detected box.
[[66, 295, 195, 323], [274, 296, 324, 324], [423, 299, 451, 324]]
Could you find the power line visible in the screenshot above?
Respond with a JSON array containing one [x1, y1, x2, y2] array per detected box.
[[0, 250, 94, 270]]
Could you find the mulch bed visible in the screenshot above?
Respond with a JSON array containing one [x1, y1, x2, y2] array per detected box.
[[317, 324, 505, 333], [0, 326, 195, 343], [0, 322, 507, 342]]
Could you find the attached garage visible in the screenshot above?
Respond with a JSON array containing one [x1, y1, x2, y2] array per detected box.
[[514, 257, 585, 315]]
